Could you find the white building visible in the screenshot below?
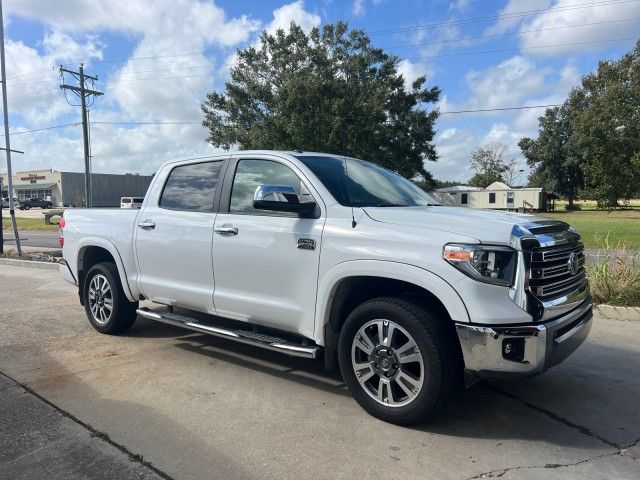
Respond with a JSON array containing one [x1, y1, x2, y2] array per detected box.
[[1, 169, 152, 207], [431, 182, 554, 212]]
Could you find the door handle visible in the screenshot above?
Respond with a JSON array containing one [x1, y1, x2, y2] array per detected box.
[[214, 224, 238, 235], [138, 221, 156, 230]]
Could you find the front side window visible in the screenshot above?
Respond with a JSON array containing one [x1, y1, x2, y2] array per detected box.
[[296, 155, 439, 207], [489, 192, 496, 204], [159, 161, 222, 212], [461, 193, 468, 205], [230, 159, 306, 214]]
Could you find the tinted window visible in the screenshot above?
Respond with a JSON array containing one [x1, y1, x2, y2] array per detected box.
[[159, 161, 222, 212], [489, 192, 496, 204], [297, 155, 439, 207], [461, 193, 468, 204], [230, 159, 304, 214]]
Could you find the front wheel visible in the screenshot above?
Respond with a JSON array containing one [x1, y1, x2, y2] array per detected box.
[[338, 297, 461, 425], [83, 262, 138, 334]]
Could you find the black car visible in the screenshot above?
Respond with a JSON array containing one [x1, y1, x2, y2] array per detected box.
[[18, 197, 54, 210]]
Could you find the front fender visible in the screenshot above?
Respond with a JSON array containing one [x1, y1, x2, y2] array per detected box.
[[314, 260, 470, 345], [75, 237, 138, 302]]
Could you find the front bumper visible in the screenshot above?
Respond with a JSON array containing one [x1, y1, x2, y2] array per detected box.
[[455, 297, 592, 379]]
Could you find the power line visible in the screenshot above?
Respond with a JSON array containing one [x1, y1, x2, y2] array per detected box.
[[388, 17, 640, 50], [1, 103, 565, 137], [92, 120, 202, 125], [407, 37, 635, 61], [368, 0, 640, 36], [0, 122, 80, 136], [439, 104, 562, 115]]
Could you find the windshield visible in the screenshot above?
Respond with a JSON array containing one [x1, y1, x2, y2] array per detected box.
[[296, 155, 439, 207]]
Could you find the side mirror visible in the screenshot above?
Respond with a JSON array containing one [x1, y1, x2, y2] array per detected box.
[[253, 184, 317, 217]]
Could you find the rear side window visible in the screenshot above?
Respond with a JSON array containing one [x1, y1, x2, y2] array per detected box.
[[160, 161, 222, 212]]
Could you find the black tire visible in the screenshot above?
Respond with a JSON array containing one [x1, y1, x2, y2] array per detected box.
[[83, 262, 138, 334], [338, 297, 461, 425]]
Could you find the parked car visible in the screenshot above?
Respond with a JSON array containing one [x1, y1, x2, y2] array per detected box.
[[58, 151, 592, 425], [1, 196, 19, 208], [19, 197, 53, 210], [120, 196, 144, 209]]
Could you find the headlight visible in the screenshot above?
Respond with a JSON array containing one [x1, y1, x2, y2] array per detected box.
[[442, 244, 517, 287]]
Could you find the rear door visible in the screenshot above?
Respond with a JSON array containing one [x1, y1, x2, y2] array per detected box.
[[134, 158, 227, 313]]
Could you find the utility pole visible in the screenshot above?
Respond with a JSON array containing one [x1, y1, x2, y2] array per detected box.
[[0, 0, 21, 255], [60, 64, 103, 207]]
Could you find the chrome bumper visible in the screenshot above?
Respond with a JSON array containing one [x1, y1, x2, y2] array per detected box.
[[455, 298, 592, 379]]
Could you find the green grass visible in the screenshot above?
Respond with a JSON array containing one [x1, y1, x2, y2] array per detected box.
[[2, 216, 60, 231], [535, 208, 640, 250]]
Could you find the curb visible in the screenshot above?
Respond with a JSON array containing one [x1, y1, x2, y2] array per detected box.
[[0, 258, 59, 270], [594, 304, 640, 322]]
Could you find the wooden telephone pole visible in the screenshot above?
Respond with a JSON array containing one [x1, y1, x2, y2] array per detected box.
[[60, 64, 103, 207]]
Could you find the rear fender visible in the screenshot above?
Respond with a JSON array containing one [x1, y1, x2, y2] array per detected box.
[[75, 237, 137, 302]]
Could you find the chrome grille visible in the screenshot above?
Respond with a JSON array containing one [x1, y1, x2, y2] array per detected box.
[[528, 242, 587, 300]]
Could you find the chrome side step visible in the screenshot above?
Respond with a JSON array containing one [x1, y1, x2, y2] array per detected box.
[[136, 308, 319, 359]]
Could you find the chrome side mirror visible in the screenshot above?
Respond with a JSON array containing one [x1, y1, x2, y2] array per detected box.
[[253, 184, 317, 217]]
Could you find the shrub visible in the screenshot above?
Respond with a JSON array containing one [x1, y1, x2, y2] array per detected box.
[[587, 240, 640, 306]]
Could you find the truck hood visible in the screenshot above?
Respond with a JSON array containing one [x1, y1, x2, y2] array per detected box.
[[363, 206, 541, 244]]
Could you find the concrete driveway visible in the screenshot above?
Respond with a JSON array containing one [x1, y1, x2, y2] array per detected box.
[[0, 264, 638, 479]]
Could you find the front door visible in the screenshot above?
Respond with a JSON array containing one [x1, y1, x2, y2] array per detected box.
[[212, 156, 324, 339], [135, 159, 225, 313]]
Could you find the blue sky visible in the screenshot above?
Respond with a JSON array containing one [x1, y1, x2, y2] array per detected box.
[[2, 0, 639, 182]]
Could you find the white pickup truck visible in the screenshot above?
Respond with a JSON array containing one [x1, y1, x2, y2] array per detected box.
[[59, 151, 592, 425]]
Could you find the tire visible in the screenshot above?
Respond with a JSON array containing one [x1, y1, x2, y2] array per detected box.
[[83, 262, 138, 334], [338, 297, 461, 425]]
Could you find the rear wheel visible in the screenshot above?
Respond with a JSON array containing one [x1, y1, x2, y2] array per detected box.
[[338, 297, 461, 425], [83, 262, 138, 334]]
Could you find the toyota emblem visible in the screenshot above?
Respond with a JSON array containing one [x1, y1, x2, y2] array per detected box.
[[567, 252, 580, 275]]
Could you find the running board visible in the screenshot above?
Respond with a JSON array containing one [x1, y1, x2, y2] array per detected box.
[[136, 308, 319, 359]]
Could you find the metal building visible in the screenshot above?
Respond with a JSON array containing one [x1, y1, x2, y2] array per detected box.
[[1, 169, 153, 207], [431, 182, 554, 212]]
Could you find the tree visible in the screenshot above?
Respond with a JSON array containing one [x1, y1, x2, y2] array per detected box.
[[467, 143, 510, 188], [519, 104, 583, 209], [201, 22, 441, 181], [569, 40, 640, 208]]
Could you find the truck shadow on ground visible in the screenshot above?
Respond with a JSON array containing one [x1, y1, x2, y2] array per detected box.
[[150, 321, 635, 450]]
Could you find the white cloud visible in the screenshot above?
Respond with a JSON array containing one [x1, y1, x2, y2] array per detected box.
[[397, 59, 431, 89], [464, 56, 549, 111], [428, 127, 479, 182], [487, 0, 640, 56], [518, 0, 640, 56], [486, 0, 552, 35], [449, 0, 471, 13], [352, 0, 366, 17], [266, 1, 320, 34]]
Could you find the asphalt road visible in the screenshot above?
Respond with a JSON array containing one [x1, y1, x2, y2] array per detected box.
[[2, 230, 59, 249], [0, 264, 639, 480]]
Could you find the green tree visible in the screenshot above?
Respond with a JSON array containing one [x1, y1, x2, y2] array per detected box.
[[519, 104, 583, 209], [201, 22, 441, 181], [569, 41, 640, 208], [467, 143, 510, 188]]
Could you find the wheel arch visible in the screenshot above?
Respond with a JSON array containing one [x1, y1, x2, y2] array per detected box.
[[76, 238, 136, 303], [316, 261, 469, 351]]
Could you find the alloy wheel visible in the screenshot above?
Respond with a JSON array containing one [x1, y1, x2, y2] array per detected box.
[[351, 319, 424, 407], [88, 274, 113, 325]]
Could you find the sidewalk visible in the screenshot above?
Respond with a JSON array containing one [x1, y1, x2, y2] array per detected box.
[[0, 374, 167, 480]]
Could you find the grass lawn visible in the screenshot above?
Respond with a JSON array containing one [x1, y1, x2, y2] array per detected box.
[[2, 215, 59, 231], [535, 207, 640, 250]]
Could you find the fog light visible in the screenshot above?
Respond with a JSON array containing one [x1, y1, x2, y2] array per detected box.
[[502, 338, 525, 362]]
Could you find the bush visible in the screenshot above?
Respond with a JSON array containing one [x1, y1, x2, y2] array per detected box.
[[587, 242, 640, 306], [564, 203, 582, 211]]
